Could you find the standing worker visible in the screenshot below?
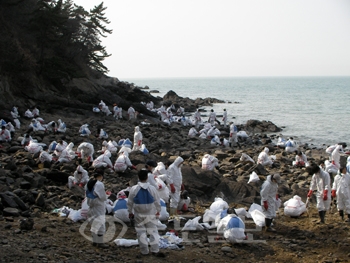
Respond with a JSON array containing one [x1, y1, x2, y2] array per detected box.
[[260, 174, 281, 232]]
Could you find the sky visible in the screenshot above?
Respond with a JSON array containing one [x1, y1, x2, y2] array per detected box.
[[73, 0, 350, 79]]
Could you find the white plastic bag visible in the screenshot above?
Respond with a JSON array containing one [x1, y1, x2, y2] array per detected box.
[[210, 197, 229, 212], [114, 238, 139, 247], [248, 171, 260, 184], [181, 216, 204, 231], [250, 209, 266, 227], [246, 203, 263, 218]]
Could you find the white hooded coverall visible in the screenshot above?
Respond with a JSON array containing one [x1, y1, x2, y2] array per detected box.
[[310, 169, 331, 211], [260, 175, 279, 219], [132, 126, 143, 151], [127, 182, 161, 255], [68, 165, 89, 188], [86, 180, 107, 235], [114, 152, 132, 172], [92, 150, 113, 168], [202, 154, 219, 171], [257, 147, 273, 166], [331, 145, 343, 170], [332, 172, 350, 214], [167, 157, 184, 209], [77, 142, 94, 162]]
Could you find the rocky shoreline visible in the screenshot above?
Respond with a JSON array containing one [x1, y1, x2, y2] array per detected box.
[[0, 86, 349, 263]]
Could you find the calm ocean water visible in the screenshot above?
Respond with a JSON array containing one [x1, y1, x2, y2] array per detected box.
[[123, 77, 350, 148]]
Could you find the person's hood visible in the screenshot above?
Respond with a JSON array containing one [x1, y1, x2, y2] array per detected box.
[[67, 142, 74, 149], [204, 154, 210, 159], [138, 181, 150, 189], [102, 140, 108, 146], [264, 147, 269, 153], [155, 162, 166, 174], [58, 119, 62, 124], [135, 126, 140, 132], [174, 156, 184, 166], [335, 144, 343, 152], [76, 165, 85, 173], [117, 190, 127, 199], [104, 150, 111, 158], [293, 195, 301, 200]]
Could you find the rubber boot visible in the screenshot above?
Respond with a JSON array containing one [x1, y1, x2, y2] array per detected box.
[[317, 211, 325, 224], [265, 218, 276, 232], [339, 210, 344, 221], [345, 214, 350, 223], [96, 234, 109, 248], [91, 233, 98, 246]]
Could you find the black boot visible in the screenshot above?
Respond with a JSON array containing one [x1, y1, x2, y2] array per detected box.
[[345, 214, 350, 222], [339, 210, 344, 220], [265, 218, 276, 232], [318, 211, 325, 224]]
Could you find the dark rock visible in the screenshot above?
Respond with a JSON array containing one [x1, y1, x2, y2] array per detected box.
[[13, 196, 29, 211], [7, 146, 23, 153], [35, 193, 45, 207], [46, 170, 70, 183], [0, 193, 18, 208], [20, 180, 31, 189], [19, 218, 34, 230], [3, 207, 20, 217]]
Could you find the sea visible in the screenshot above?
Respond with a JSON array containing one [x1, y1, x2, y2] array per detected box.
[[122, 77, 350, 148]]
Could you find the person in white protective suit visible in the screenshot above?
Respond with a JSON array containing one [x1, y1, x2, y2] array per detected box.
[[201, 154, 219, 171], [276, 135, 287, 148], [113, 103, 123, 119], [188, 125, 198, 137], [208, 109, 217, 126], [45, 121, 57, 133], [332, 166, 350, 222], [77, 142, 94, 163], [132, 126, 143, 151], [222, 109, 228, 128], [240, 153, 255, 164], [25, 140, 43, 154], [113, 189, 130, 223], [293, 151, 309, 167], [257, 147, 274, 167], [100, 140, 117, 154], [153, 162, 169, 183], [283, 195, 306, 217], [97, 128, 108, 140], [229, 122, 241, 148], [145, 161, 169, 203], [57, 119, 66, 133], [92, 150, 113, 169], [306, 163, 331, 224], [177, 106, 185, 116], [285, 137, 298, 153], [347, 157, 350, 175], [127, 106, 136, 120], [113, 150, 135, 172], [11, 106, 20, 119], [21, 133, 34, 146], [127, 169, 162, 256], [6, 122, 15, 136], [13, 118, 20, 130], [38, 146, 53, 166], [260, 174, 281, 232], [29, 119, 45, 132], [193, 108, 202, 129], [177, 190, 191, 213], [57, 142, 75, 163], [217, 212, 246, 243], [0, 126, 11, 142], [79, 124, 91, 137], [54, 140, 68, 157], [24, 109, 34, 118], [86, 173, 108, 248], [207, 126, 218, 138], [68, 165, 89, 189], [32, 107, 39, 117], [331, 144, 343, 170], [167, 156, 184, 216]]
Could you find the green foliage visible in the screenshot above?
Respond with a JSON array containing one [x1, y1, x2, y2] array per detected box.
[[0, 0, 112, 80]]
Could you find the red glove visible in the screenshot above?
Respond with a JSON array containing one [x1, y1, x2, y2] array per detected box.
[[131, 165, 136, 170], [155, 212, 160, 219], [331, 190, 336, 198], [170, 184, 176, 193], [78, 183, 84, 187], [183, 203, 188, 211], [229, 133, 232, 137], [128, 213, 134, 219], [276, 194, 279, 200], [87, 156, 91, 162], [158, 184, 162, 189], [323, 190, 328, 200], [263, 201, 268, 210], [307, 190, 313, 198], [106, 191, 112, 196], [181, 184, 185, 191], [138, 140, 142, 146]]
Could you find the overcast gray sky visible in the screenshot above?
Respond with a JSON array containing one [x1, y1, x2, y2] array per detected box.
[[74, 0, 350, 79]]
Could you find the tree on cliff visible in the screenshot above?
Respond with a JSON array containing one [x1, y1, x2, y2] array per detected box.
[[0, 0, 112, 80]]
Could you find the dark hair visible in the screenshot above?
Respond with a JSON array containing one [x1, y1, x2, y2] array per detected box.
[[87, 178, 97, 191], [181, 190, 189, 199], [306, 163, 320, 175], [138, 169, 148, 181], [51, 122, 56, 127]]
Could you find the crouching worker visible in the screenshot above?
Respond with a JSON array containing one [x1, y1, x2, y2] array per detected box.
[[261, 174, 281, 232], [306, 163, 331, 224], [178, 190, 191, 213], [127, 169, 163, 257], [68, 165, 89, 189], [217, 209, 246, 243], [38, 146, 54, 168], [86, 173, 108, 248]]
